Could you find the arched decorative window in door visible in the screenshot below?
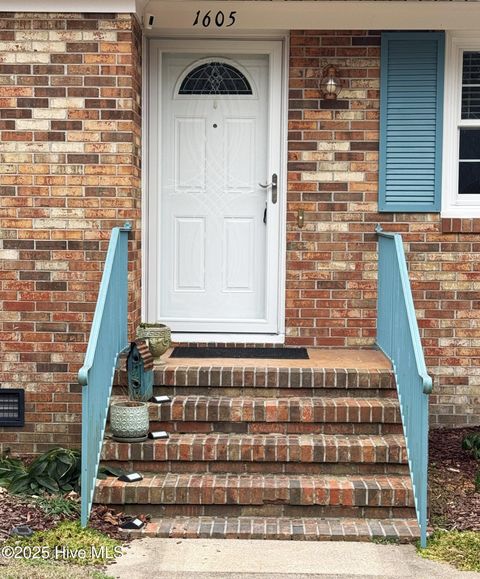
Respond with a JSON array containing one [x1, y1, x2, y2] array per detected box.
[[178, 61, 253, 95]]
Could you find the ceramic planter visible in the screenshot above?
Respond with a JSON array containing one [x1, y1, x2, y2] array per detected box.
[[110, 401, 149, 442], [136, 323, 171, 363]]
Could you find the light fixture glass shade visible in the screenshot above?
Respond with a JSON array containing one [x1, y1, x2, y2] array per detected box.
[[320, 66, 341, 100]]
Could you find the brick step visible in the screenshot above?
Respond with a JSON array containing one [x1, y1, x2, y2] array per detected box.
[[101, 432, 409, 475], [145, 395, 401, 424], [114, 367, 396, 398], [120, 502, 416, 520], [102, 433, 407, 465], [120, 515, 420, 542], [94, 473, 414, 509], [109, 395, 403, 434], [149, 422, 403, 435], [149, 388, 397, 399], [100, 460, 408, 476], [154, 367, 395, 389]]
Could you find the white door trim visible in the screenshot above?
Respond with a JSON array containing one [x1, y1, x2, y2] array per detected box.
[[144, 37, 288, 342]]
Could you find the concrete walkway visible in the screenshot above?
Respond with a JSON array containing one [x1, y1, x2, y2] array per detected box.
[[110, 538, 480, 578]]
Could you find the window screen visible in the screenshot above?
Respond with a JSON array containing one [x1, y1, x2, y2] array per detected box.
[[462, 51, 480, 120], [459, 52, 480, 194]]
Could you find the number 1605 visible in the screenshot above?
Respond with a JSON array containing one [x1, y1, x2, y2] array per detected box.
[[193, 10, 237, 28]]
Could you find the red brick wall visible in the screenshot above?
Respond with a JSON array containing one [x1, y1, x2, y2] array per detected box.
[[0, 12, 142, 454], [287, 30, 480, 427], [0, 24, 478, 457]]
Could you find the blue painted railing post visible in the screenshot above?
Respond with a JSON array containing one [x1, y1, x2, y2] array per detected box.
[[375, 225, 432, 548], [79, 224, 131, 527]]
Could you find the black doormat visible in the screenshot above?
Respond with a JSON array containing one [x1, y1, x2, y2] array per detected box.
[[170, 347, 309, 360]]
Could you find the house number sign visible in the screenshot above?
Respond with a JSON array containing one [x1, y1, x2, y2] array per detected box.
[[193, 10, 237, 28]]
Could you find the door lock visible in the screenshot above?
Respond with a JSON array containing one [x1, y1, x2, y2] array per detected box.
[[259, 173, 278, 204]]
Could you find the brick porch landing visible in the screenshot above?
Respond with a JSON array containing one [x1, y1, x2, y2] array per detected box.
[[159, 347, 391, 369], [97, 348, 419, 542]]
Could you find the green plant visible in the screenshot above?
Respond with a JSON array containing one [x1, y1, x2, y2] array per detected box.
[[0, 557, 116, 579], [371, 536, 401, 545], [96, 465, 126, 480], [418, 530, 480, 572], [0, 453, 27, 487], [475, 468, 480, 493], [462, 432, 480, 460], [0, 448, 81, 495], [34, 495, 80, 517], [5, 521, 124, 567]]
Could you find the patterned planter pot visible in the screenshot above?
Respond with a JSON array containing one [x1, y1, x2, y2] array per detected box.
[[110, 401, 149, 442], [136, 323, 171, 363]]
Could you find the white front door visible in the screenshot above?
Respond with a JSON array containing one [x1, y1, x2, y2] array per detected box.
[[149, 40, 284, 334]]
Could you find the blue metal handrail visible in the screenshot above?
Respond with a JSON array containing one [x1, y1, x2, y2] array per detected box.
[[78, 224, 131, 526], [375, 225, 432, 548]]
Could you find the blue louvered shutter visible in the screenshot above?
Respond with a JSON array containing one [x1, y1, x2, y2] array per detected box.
[[379, 32, 445, 212]]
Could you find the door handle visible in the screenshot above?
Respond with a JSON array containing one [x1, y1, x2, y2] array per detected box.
[[259, 173, 278, 204]]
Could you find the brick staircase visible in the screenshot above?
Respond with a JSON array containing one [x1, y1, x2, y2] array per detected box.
[[95, 349, 420, 542]]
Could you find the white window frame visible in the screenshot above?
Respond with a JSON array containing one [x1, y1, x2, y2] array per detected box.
[[442, 31, 480, 217]]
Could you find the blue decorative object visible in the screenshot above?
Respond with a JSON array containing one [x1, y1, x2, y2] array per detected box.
[[375, 225, 432, 548], [126, 341, 154, 402], [78, 224, 131, 528]]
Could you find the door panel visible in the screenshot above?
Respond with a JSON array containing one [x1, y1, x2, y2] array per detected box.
[[224, 118, 255, 192], [223, 218, 255, 292], [175, 118, 207, 192], [174, 217, 205, 291]]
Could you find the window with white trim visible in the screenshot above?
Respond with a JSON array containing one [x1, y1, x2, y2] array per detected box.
[[443, 33, 480, 217]]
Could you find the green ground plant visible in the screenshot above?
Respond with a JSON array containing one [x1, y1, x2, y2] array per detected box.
[[33, 495, 80, 518], [462, 432, 480, 492], [371, 537, 401, 545], [5, 521, 124, 567], [462, 432, 480, 461], [0, 449, 80, 495], [0, 558, 114, 579], [418, 530, 480, 572]]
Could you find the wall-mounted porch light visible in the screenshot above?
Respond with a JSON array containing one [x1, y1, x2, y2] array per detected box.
[[320, 65, 342, 100]]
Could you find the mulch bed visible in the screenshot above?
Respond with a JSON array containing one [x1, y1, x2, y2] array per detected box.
[[89, 505, 150, 541], [0, 488, 57, 542], [429, 426, 480, 531], [0, 487, 140, 543]]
